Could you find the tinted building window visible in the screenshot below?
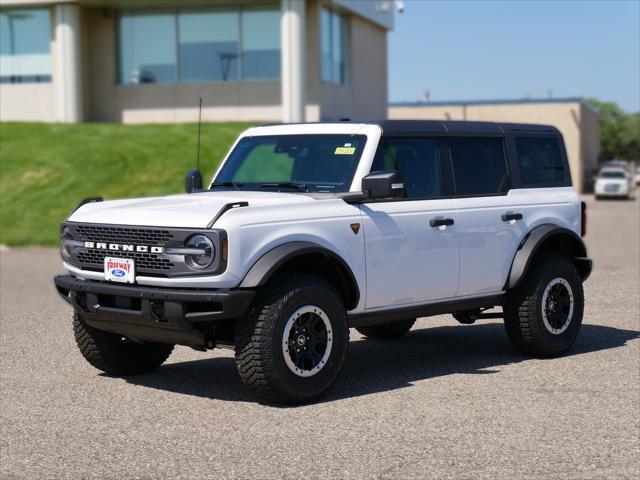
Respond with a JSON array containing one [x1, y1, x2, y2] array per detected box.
[[321, 8, 349, 84], [372, 139, 441, 198], [0, 8, 52, 84], [241, 8, 280, 80], [118, 6, 280, 85], [178, 9, 239, 82], [119, 11, 177, 84], [516, 137, 567, 185], [450, 138, 508, 195]]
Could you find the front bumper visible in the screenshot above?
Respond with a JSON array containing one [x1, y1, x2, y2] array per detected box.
[[54, 275, 254, 348]]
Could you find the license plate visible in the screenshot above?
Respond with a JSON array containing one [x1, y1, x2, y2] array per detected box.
[[605, 184, 619, 192], [104, 257, 135, 284]]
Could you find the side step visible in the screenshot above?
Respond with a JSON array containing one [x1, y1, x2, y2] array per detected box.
[[349, 295, 503, 328]]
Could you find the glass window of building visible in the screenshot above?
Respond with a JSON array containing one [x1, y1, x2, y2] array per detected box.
[[321, 8, 349, 84], [241, 7, 280, 80], [118, 11, 177, 84], [0, 8, 52, 84], [178, 9, 239, 82], [117, 6, 280, 85]]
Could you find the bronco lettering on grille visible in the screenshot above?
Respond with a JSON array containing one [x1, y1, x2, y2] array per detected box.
[[84, 241, 164, 254]]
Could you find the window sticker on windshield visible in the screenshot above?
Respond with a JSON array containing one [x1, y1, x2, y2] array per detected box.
[[335, 146, 356, 155]]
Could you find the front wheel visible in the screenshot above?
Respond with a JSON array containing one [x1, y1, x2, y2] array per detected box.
[[73, 313, 174, 375], [503, 253, 584, 357], [234, 274, 349, 404]]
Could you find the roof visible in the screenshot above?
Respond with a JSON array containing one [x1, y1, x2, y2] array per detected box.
[[389, 97, 598, 114], [377, 119, 559, 136], [258, 120, 559, 136]]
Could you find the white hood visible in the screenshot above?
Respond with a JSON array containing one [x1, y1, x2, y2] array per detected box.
[[68, 191, 315, 228]]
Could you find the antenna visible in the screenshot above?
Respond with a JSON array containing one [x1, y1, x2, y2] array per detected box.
[[196, 97, 203, 172]]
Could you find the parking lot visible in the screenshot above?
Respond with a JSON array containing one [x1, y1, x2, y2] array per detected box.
[[1, 195, 638, 480]]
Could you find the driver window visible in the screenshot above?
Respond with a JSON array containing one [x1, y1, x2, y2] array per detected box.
[[371, 138, 441, 198]]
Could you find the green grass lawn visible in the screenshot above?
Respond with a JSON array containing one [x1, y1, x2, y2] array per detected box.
[[0, 122, 253, 246]]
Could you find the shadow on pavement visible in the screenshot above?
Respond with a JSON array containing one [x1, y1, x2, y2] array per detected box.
[[120, 322, 639, 405]]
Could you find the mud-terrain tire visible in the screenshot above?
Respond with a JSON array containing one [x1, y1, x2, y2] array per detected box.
[[356, 319, 416, 339], [234, 273, 349, 405], [504, 253, 584, 357], [73, 312, 174, 375]]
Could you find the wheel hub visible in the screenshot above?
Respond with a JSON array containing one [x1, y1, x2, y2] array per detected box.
[[541, 277, 574, 335], [282, 306, 333, 377]]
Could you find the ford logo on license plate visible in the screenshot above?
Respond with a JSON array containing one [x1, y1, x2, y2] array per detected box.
[[104, 257, 135, 284]]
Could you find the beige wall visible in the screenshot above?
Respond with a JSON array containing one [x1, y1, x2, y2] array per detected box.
[[319, 12, 387, 120], [389, 101, 600, 193], [1, 1, 388, 124]]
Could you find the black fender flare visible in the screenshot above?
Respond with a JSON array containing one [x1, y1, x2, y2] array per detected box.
[[239, 241, 360, 309], [506, 224, 592, 290]]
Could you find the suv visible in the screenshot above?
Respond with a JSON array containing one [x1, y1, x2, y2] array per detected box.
[[55, 120, 592, 404]]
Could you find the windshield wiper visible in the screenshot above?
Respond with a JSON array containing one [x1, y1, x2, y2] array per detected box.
[[259, 182, 308, 192], [210, 181, 243, 190]]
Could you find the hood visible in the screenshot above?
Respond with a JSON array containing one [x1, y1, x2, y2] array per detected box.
[[68, 191, 316, 228], [596, 178, 627, 187]]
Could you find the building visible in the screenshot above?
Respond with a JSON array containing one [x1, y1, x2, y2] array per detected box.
[[389, 98, 600, 193], [0, 0, 393, 124]]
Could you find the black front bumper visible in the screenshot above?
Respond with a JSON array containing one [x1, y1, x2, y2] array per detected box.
[[54, 275, 254, 348]]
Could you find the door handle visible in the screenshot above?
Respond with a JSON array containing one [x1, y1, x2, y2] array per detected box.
[[429, 218, 454, 228], [501, 212, 523, 222]]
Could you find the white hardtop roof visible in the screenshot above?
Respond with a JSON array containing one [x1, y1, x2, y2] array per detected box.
[[241, 123, 380, 137]]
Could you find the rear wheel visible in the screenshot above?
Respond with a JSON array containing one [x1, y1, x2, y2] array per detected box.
[[356, 319, 416, 340], [73, 313, 174, 375], [504, 253, 584, 357], [234, 274, 349, 404]]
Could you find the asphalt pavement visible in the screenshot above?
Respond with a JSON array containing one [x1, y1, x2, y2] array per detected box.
[[1, 195, 638, 479]]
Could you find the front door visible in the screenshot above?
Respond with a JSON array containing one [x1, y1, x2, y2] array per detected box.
[[362, 137, 459, 309]]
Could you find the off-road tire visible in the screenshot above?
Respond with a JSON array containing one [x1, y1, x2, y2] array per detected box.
[[234, 273, 349, 404], [356, 319, 416, 339], [73, 312, 174, 375], [504, 253, 584, 357]]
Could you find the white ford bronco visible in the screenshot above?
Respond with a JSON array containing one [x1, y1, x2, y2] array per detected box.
[[55, 120, 592, 404]]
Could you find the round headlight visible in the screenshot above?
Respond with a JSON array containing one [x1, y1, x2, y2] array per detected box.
[[61, 226, 73, 258], [184, 234, 215, 270]]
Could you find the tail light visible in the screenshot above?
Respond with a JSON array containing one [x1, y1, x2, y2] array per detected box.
[[581, 201, 587, 237]]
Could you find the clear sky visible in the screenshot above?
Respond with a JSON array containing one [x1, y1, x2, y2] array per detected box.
[[388, 0, 640, 112]]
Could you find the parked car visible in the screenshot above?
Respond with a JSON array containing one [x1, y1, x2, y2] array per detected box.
[[635, 167, 640, 186], [55, 120, 592, 404], [595, 167, 633, 199]]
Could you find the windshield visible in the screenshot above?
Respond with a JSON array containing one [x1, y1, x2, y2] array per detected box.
[[599, 171, 626, 179], [213, 134, 367, 193]]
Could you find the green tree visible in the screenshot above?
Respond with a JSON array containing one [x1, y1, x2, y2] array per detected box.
[[587, 98, 640, 162]]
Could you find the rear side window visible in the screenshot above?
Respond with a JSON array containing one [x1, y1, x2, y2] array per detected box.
[[371, 138, 441, 198], [516, 137, 567, 185], [450, 138, 508, 196]]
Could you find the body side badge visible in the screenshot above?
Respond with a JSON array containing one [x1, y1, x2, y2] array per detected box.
[[350, 223, 360, 235]]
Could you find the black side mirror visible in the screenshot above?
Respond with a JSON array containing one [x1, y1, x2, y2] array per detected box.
[[362, 170, 405, 199], [185, 169, 203, 193]]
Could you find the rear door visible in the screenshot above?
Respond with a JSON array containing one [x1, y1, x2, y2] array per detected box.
[[448, 137, 528, 296], [362, 137, 459, 309]]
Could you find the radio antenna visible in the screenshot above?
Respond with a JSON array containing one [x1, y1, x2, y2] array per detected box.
[[196, 97, 202, 172]]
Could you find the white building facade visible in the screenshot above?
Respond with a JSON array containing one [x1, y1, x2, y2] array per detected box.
[[0, 0, 393, 123]]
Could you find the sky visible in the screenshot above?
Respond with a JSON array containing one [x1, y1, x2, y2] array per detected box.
[[388, 0, 640, 112]]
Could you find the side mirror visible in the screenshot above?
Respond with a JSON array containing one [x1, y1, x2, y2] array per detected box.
[[185, 169, 203, 193], [362, 170, 405, 199]]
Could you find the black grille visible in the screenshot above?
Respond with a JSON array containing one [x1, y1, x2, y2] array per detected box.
[[76, 249, 174, 272], [75, 225, 173, 246]]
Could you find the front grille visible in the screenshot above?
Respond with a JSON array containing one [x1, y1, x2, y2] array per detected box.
[[64, 222, 226, 278], [77, 249, 174, 272], [75, 225, 173, 246]]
